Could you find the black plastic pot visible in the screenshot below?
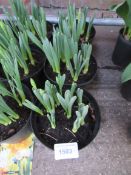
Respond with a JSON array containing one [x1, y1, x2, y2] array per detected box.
[[0, 84, 34, 144], [44, 55, 97, 87], [22, 48, 46, 89], [112, 28, 131, 68], [54, 22, 96, 43], [120, 80, 131, 101], [31, 90, 101, 150]]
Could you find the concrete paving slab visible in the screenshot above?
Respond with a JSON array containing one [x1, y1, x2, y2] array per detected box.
[[32, 26, 131, 175]]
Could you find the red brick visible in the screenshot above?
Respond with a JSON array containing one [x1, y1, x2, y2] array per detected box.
[[102, 11, 117, 18], [40, 0, 121, 10], [39, 0, 51, 7], [88, 10, 102, 18], [50, 0, 84, 8]]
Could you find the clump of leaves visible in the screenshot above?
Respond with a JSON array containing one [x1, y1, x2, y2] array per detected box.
[[72, 105, 89, 133], [0, 49, 28, 126], [23, 74, 89, 133], [28, 29, 92, 82], [5, 0, 47, 39], [0, 22, 35, 76], [58, 4, 95, 42], [0, 95, 20, 126]]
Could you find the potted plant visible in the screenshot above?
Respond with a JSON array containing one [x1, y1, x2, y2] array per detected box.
[[5, 0, 53, 41], [23, 74, 100, 149], [56, 4, 96, 45], [111, 0, 131, 67], [28, 29, 97, 87], [0, 21, 45, 88], [0, 52, 33, 143], [121, 62, 131, 101]]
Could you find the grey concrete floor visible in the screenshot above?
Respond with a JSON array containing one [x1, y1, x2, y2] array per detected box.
[[32, 26, 131, 175]]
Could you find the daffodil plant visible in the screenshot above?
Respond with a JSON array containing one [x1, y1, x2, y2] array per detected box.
[[5, 0, 47, 39], [23, 75, 89, 132], [0, 49, 27, 126], [0, 95, 20, 126], [0, 50, 26, 106], [58, 4, 95, 42], [0, 22, 35, 75], [28, 29, 92, 82], [72, 105, 89, 133]]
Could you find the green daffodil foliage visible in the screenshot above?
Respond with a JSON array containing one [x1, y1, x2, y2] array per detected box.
[[0, 96, 20, 126], [0, 22, 35, 75], [28, 29, 92, 82], [23, 75, 89, 133], [5, 0, 47, 39], [58, 4, 95, 42], [0, 50, 27, 126]]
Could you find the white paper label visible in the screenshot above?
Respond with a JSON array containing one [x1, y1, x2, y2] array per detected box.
[[54, 142, 79, 160]]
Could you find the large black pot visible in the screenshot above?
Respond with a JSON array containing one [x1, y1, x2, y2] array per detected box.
[[30, 90, 101, 150], [0, 84, 34, 144], [112, 28, 131, 68], [120, 80, 131, 101]]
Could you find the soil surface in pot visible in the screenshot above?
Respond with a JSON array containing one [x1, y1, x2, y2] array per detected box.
[[45, 56, 97, 86], [0, 97, 30, 142], [32, 92, 100, 149]]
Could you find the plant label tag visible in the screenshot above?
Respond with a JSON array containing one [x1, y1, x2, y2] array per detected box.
[[54, 142, 79, 160]]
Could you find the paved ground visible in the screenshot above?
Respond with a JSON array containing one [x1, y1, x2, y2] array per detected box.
[[32, 26, 131, 175]]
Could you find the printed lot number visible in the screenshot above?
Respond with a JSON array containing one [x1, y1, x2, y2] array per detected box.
[[54, 142, 79, 160]]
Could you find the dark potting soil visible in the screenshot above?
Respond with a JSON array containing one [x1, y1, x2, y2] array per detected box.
[[32, 92, 100, 149], [0, 97, 30, 142], [45, 56, 97, 86]]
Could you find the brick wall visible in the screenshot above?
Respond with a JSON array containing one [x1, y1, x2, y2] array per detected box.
[[0, 0, 122, 18], [0, 0, 122, 10], [38, 0, 122, 10]]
